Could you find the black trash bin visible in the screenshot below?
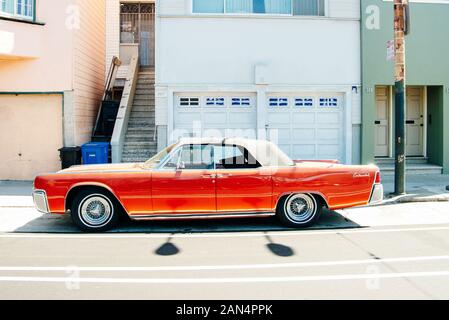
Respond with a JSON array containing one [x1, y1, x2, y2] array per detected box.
[[58, 147, 82, 169]]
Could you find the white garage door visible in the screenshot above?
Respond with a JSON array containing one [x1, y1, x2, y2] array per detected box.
[[174, 93, 257, 139], [266, 93, 345, 162]]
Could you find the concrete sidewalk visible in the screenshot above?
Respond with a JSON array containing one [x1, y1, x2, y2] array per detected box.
[[0, 174, 448, 208], [381, 174, 449, 203], [0, 181, 33, 207]]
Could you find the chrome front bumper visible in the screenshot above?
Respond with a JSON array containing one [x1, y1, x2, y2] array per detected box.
[[33, 190, 50, 213], [369, 184, 384, 205]]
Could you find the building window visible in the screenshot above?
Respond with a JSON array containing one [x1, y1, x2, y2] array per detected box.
[[0, 0, 34, 20], [193, 0, 224, 13], [293, 0, 325, 16], [193, 0, 325, 16]]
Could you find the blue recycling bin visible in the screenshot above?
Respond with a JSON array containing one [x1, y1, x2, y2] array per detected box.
[[81, 142, 109, 164]]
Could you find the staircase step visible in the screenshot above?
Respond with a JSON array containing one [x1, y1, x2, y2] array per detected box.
[[375, 157, 429, 165], [135, 90, 155, 96], [122, 149, 157, 156], [122, 150, 157, 158], [131, 105, 154, 112], [124, 140, 157, 146], [133, 98, 155, 104], [126, 131, 155, 138], [126, 135, 155, 142], [136, 81, 155, 87], [138, 76, 155, 81], [378, 164, 443, 175], [128, 121, 155, 128], [129, 111, 155, 117], [121, 69, 157, 163], [137, 80, 155, 85]]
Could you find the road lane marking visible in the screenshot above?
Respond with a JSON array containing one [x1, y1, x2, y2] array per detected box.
[[1, 270, 449, 284], [1, 225, 449, 239], [1, 255, 449, 272]]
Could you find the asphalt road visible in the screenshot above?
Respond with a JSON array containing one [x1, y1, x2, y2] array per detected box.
[[1, 202, 449, 299]]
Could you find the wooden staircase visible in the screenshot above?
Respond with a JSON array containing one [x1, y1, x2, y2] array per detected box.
[[121, 68, 157, 163]]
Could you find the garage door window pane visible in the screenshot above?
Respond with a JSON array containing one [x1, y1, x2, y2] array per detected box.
[[319, 98, 339, 107], [269, 97, 289, 107], [205, 97, 225, 107], [231, 97, 251, 107], [295, 98, 314, 107], [193, 0, 224, 13], [179, 97, 200, 107]]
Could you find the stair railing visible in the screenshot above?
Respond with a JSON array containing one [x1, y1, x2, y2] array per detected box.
[[92, 56, 122, 138], [110, 54, 139, 163]]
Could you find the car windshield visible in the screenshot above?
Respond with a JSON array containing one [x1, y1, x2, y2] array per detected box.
[[142, 143, 177, 169]]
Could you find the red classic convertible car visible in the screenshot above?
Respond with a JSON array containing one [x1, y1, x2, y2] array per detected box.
[[33, 138, 383, 232]]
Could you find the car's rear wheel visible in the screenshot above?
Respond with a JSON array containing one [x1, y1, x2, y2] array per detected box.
[[70, 189, 119, 232], [277, 193, 322, 228]]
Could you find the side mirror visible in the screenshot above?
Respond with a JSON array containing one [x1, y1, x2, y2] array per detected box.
[[177, 161, 186, 170]]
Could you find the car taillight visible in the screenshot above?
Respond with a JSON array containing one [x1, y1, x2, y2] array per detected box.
[[375, 171, 381, 184]]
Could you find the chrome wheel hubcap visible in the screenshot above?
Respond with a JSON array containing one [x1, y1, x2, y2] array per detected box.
[[285, 194, 316, 223], [79, 195, 112, 227]]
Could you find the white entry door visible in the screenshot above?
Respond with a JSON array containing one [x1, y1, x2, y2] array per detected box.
[[375, 87, 390, 157], [174, 93, 257, 139], [266, 93, 345, 162], [406, 87, 424, 156]]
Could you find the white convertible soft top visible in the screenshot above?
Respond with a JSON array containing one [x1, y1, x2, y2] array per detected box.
[[177, 137, 294, 167]]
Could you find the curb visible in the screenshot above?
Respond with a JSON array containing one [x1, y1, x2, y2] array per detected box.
[[383, 193, 449, 204]]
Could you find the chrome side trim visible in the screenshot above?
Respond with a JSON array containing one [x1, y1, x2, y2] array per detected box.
[[369, 184, 384, 205], [33, 190, 50, 214], [130, 212, 275, 221]]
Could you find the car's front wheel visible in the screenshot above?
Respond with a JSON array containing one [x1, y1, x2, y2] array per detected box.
[[277, 193, 322, 228], [70, 189, 119, 232]]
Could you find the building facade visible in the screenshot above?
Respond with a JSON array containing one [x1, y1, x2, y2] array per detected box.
[[0, 0, 106, 180], [361, 0, 449, 173], [158, 0, 362, 164], [107, 0, 362, 164]]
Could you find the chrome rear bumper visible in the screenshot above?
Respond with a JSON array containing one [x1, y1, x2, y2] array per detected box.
[[369, 184, 384, 205], [33, 190, 50, 213]]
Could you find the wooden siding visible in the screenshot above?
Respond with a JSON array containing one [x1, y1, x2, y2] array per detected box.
[[73, 0, 106, 145]]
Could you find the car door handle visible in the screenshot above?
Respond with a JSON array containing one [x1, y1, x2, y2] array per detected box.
[[374, 120, 381, 125], [202, 174, 215, 179], [216, 173, 232, 178], [406, 120, 415, 124]]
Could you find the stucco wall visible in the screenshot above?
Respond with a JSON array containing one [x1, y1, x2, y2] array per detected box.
[[0, 0, 74, 91], [0, 94, 63, 180]]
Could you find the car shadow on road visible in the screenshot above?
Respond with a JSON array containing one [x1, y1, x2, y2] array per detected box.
[[11, 208, 361, 234]]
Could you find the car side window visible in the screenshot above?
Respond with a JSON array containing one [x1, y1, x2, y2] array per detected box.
[[163, 144, 214, 170], [162, 148, 181, 169], [214, 145, 261, 169]]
